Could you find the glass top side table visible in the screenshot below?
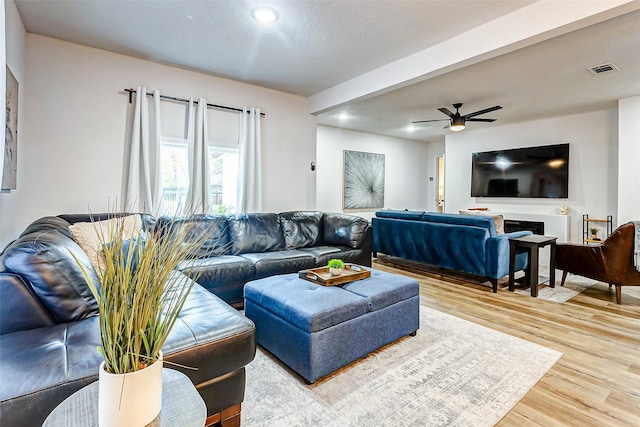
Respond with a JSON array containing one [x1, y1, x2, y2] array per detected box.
[[43, 368, 206, 427]]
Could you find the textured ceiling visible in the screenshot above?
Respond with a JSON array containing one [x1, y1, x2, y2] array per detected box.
[[13, 1, 640, 143], [318, 8, 640, 142], [14, 0, 533, 96]]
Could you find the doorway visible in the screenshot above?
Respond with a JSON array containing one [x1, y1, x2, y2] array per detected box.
[[436, 155, 445, 213]]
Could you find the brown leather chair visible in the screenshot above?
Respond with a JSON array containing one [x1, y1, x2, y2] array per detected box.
[[556, 222, 640, 304]]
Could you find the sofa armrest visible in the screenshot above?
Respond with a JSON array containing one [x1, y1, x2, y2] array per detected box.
[[322, 213, 370, 249], [0, 273, 55, 335], [358, 225, 373, 266], [484, 231, 532, 279]]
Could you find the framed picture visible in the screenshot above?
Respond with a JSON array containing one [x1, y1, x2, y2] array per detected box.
[[343, 150, 385, 209], [3, 65, 18, 191]]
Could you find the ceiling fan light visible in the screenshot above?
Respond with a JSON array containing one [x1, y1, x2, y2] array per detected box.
[[449, 117, 465, 132]]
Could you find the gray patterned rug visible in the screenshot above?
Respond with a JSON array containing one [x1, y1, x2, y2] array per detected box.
[[510, 274, 597, 302], [242, 305, 562, 426]]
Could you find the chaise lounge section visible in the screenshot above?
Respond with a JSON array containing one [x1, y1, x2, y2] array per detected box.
[[0, 210, 371, 426], [0, 215, 256, 427]]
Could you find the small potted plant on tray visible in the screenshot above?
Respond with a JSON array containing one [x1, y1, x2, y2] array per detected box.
[[328, 258, 345, 276], [590, 227, 599, 240]]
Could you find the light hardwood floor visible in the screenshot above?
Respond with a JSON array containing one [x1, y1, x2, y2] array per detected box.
[[372, 257, 640, 427]]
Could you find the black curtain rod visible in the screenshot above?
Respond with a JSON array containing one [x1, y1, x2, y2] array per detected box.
[[123, 88, 265, 116]]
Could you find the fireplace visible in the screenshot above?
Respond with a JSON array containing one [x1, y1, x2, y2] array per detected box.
[[504, 219, 545, 235]]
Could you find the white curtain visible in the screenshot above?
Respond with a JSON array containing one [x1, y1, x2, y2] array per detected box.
[[122, 86, 162, 213], [185, 97, 211, 213], [237, 108, 262, 213]]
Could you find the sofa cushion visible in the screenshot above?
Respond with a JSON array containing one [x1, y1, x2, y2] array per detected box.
[[156, 214, 230, 257], [1, 231, 99, 324], [0, 273, 56, 335], [279, 211, 323, 249], [244, 273, 369, 333], [295, 245, 367, 267], [176, 255, 254, 302], [239, 251, 316, 279], [421, 212, 497, 235], [68, 214, 143, 273], [296, 246, 342, 265], [20, 216, 73, 239], [228, 213, 285, 254], [342, 269, 419, 311], [322, 213, 369, 249]]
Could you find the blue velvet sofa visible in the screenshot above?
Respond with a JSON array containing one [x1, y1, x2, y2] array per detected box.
[[372, 210, 532, 291]]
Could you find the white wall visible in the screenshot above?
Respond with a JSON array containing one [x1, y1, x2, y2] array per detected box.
[[444, 109, 618, 242], [0, 33, 316, 247], [1, 0, 26, 248], [316, 125, 430, 221], [618, 96, 640, 223]]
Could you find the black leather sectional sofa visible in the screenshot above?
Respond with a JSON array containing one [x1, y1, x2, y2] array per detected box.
[[0, 210, 371, 426], [163, 211, 372, 306]]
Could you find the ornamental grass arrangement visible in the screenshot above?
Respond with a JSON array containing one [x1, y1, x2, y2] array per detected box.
[[71, 214, 214, 375]]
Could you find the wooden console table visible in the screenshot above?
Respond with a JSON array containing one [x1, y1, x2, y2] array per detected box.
[[508, 235, 557, 297]]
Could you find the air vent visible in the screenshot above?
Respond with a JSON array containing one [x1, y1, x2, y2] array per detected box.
[[587, 63, 619, 75]]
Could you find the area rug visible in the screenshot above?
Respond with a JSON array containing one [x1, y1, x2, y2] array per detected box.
[[510, 274, 597, 302], [242, 305, 562, 427]]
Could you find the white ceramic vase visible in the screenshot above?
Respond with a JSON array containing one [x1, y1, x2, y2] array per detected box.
[[98, 352, 163, 427], [330, 267, 343, 276]]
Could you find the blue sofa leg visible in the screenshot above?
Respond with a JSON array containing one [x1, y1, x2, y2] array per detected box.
[[490, 278, 498, 293]]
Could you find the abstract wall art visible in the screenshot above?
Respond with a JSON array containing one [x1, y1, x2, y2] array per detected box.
[[343, 150, 385, 209], [3, 65, 18, 191]]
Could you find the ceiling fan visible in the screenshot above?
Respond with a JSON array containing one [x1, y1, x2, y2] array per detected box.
[[413, 103, 502, 132]]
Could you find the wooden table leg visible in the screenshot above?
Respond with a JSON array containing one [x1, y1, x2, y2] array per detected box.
[[530, 246, 539, 297], [549, 241, 556, 288], [508, 240, 516, 292]]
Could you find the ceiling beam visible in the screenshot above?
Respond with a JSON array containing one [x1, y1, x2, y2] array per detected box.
[[307, 0, 640, 115]]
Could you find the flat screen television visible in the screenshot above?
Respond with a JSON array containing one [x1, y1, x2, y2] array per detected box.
[[471, 143, 569, 198]]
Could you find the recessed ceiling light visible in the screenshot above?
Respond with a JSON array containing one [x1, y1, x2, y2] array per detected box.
[[251, 7, 278, 23], [337, 112, 351, 120], [406, 125, 417, 132]]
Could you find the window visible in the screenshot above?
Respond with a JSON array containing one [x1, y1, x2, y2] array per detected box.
[[160, 137, 238, 215]]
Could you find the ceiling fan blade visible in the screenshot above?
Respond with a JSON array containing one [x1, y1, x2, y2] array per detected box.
[[438, 107, 455, 118], [412, 119, 449, 124], [466, 118, 496, 122], [463, 105, 502, 119]]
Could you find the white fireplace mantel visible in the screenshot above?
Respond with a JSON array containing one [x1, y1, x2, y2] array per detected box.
[[500, 213, 570, 242]]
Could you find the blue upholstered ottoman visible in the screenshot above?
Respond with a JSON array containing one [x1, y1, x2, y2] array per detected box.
[[244, 269, 420, 383]]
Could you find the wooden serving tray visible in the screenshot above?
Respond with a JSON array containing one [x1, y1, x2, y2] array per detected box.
[[298, 264, 371, 286]]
